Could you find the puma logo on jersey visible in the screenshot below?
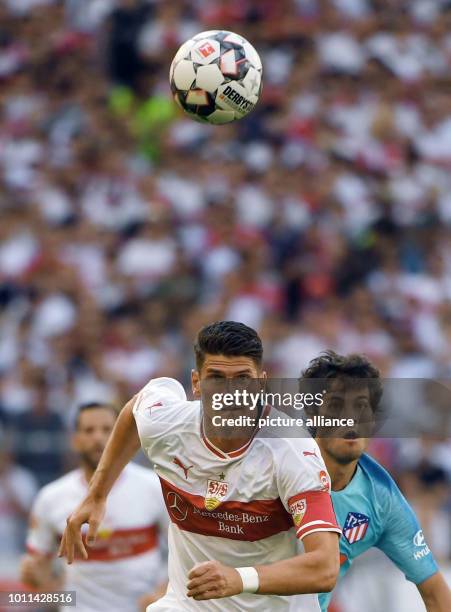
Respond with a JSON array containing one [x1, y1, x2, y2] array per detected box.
[[302, 450, 317, 457], [147, 401, 162, 414], [173, 457, 193, 479]]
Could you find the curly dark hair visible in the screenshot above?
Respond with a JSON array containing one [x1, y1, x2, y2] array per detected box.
[[300, 350, 383, 414]]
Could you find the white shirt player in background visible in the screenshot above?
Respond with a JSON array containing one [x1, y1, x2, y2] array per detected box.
[[21, 402, 168, 612], [58, 321, 342, 611]]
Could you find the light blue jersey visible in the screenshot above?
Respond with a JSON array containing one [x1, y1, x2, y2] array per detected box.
[[319, 453, 438, 611]]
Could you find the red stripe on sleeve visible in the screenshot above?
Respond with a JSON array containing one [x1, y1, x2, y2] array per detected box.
[[287, 490, 341, 540], [26, 545, 54, 558]]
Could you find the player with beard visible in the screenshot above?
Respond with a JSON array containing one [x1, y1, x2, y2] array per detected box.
[[300, 351, 451, 612], [21, 402, 168, 612]]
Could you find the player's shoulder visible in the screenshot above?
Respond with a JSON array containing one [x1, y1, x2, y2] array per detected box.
[[133, 377, 200, 447], [137, 377, 187, 404], [255, 434, 321, 464], [34, 469, 82, 506], [358, 453, 397, 488], [10, 464, 38, 489], [358, 453, 402, 505], [133, 376, 195, 419]]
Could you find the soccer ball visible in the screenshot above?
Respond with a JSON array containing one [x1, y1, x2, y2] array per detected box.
[[169, 30, 262, 125]]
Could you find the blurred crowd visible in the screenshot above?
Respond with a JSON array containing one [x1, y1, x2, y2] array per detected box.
[[0, 0, 450, 603]]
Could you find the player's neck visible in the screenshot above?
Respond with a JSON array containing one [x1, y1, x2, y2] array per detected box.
[[323, 455, 358, 491], [206, 434, 253, 454], [202, 414, 256, 454], [80, 463, 96, 484]]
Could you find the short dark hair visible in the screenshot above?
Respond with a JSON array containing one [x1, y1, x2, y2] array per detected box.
[[75, 402, 117, 430], [194, 321, 263, 369], [300, 350, 383, 414]]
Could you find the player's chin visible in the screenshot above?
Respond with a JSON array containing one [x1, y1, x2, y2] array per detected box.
[[85, 449, 104, 467], [332, 436, 366, 459]]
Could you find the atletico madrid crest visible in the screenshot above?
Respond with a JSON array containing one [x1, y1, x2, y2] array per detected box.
[[343, 512, 370, 544], [204, 478, 229, 511]]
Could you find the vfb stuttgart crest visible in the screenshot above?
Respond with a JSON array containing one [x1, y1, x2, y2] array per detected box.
[[289, 498, 307, 527], [319, 470, 330, 492], [205, 478, 228, 511]]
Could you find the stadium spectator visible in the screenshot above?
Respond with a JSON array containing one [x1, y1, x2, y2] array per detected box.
[[9, 374, 67, 487], [0, 426, 37, 556]]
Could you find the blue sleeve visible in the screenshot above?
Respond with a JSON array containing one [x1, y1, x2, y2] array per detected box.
[[376, 481, 438, 584]]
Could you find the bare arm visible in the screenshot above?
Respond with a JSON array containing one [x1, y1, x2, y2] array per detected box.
[[87, 397, 140, 499], [58, 397, 140, 563], [20, 554, 63, 591], [255, 531, 339, 594], [418, 572, 451, 612], [138, 582, 169, 611], [187, 531, 339, 600]]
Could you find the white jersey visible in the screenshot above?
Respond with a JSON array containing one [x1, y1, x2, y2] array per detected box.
[[26, 463, 168, 612], [133, 377, 341, 612]]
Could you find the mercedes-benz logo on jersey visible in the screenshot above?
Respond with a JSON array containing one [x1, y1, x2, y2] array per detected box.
[[413, 529, 425, 547], [167, 492, 188, 521]]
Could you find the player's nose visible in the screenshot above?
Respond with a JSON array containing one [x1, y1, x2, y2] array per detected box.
[[91, 433, 108, 447]]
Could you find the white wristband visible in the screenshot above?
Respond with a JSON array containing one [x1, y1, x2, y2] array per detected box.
[[236, 566, 259, 594]]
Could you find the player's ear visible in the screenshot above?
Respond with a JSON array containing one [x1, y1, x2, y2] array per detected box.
[[258, 370, 267, 395], [191, 369, 201, 399]]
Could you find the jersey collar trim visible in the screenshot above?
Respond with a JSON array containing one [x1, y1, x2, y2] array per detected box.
[[200, 405, 270, 460]]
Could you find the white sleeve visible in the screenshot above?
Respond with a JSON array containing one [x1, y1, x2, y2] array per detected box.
[[133, 377, 186, 419], [26, 489, 58, 557], [132, 377, 187, 452], [275, 439, 341, 541], [8, 468, 38, 511]]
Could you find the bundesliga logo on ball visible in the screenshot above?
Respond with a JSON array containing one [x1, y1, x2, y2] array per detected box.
[[169, 30, 263, 124]]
